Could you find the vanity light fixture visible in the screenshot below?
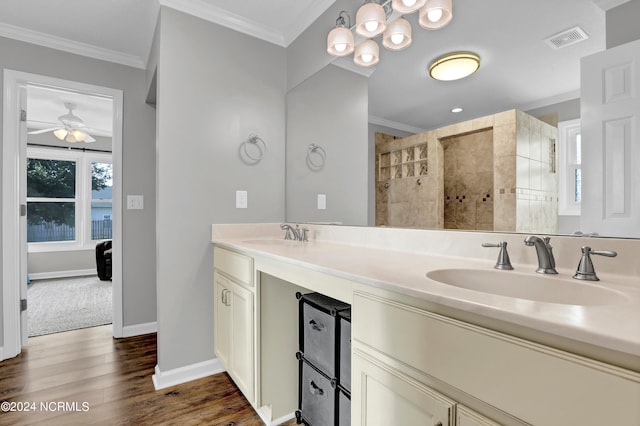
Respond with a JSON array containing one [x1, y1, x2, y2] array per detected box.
[[382, 17, 412, 50], [391, 0, 427, 14], [419, 0, 453, 30], [327, 11, 355, 56], [327, 0, 454, 67], [356, 0, 388, 38], [429, 51, 480, 81], [354, 40, 380, 67]]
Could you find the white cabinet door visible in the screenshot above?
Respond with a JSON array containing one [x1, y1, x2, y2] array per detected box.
[[214, 271, 231, 369], [229, 280, 254, 402], [352, 351, 454, 426], [456, 405, 502, 426], [581, 38, 640, 237]]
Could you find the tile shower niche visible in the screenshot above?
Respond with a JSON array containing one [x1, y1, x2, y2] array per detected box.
[[378, 143, 428, 181]]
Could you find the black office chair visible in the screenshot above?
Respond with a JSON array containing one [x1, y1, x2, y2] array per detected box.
[[96, 240, 112, 281]]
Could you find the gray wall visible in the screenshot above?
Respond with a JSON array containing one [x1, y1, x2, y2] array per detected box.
[[286, 64, 369, 225], [156, 8, 286, 371], [606, 0, 640, 48], [0, 35, 157, 348]]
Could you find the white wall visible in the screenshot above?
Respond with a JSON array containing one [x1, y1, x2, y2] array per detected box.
[[286, 64, 369, 225], [156, 8, 286, 371], [0, 35, 157, 347]]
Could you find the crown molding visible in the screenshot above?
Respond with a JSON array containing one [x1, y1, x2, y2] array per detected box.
[[160, 0, 286, 46], [160, 0, 335, 48], [591, 0, 631, 11], [331, 58, 377, 78], [282, 0, 335, 46], [516, 90, 581, 112], [369, 116, 426, 134], [0, 23, 145, 69]]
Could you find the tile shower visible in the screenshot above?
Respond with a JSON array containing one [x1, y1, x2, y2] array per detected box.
[[375, 109, 558, 233]]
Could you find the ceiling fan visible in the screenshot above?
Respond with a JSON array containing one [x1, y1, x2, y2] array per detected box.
[[28, 102, 97, 143]]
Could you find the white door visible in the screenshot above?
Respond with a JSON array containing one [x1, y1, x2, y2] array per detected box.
[[580, 38, 640, 237]]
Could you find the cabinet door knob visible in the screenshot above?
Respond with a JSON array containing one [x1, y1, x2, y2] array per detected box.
[[309, 319, 325, 332]]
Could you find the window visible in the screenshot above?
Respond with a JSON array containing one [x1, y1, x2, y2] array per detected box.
[[27, 147, 112, 252], [558, 119, 581, 215]]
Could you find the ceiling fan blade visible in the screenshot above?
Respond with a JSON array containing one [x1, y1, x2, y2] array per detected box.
[[83, 134, 96, 143], [28, 127, 61, 135]]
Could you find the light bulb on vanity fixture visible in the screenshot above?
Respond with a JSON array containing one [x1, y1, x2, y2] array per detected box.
[[327, 0, 455, 67], [419, 0, 453, 29], [327, 11, 355, 56]]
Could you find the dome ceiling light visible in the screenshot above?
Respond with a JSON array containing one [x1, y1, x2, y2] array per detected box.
[[327, 0, 454, 68], [429, 51, 480, 81]]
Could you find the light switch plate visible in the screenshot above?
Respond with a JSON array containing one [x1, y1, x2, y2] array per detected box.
[[127, 195, 144, 210], [236, 190, 248, 209], [317, 193, 326, 210]]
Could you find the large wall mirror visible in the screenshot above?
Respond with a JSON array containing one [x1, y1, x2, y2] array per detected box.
[[287, 0, 640, 239]]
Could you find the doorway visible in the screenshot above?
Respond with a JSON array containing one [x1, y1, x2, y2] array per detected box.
[[2, 70, 124, 359]]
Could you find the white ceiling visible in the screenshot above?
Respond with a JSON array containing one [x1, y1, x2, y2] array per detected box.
[[0, 0, 629, 134]]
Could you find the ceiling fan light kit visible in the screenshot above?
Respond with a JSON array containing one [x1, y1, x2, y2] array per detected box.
[[328, 0, 456, 69], [28, 101, 97, 143]]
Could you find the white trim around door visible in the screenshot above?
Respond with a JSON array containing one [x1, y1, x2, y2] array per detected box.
[[2, 70, 124, 360]]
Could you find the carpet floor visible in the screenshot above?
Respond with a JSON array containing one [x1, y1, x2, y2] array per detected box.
[[27, 275, 112, 337]]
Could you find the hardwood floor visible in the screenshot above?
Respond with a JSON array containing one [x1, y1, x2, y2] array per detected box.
[[0, 325, 298, 425]]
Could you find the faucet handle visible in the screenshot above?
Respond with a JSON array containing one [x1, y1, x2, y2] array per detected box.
[[573, 246, 617, 281], [482, 242, 513, 270]]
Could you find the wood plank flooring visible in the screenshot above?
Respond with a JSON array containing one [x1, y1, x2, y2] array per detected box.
[[0, 325, 298, 425]]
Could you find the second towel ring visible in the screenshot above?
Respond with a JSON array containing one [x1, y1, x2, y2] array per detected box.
[[240, 134, 267, 164], [306, 143, 326, 170]]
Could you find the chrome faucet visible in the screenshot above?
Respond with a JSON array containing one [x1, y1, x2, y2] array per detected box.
[[524, 235, 558, 274], [280, 223, 309, 242]]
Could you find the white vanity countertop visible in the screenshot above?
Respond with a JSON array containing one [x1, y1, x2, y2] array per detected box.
[[211, 224, 640, 361]]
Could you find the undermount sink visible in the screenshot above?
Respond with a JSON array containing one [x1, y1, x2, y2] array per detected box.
[[426, 268, 629, 306]]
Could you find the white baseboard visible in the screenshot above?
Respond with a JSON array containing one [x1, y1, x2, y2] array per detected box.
[[29, 269, 96, 281], [152, 358, 225, 390], [122, 321, 157, 337], [0, 346, 4, 361]]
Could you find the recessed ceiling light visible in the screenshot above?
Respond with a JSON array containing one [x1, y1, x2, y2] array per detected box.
[[451, 107, 463, 113]]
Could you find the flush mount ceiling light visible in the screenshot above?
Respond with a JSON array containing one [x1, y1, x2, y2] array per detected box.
[[429, 51, 480, 81], [451, 107, 463, 113], [327, 0, 455, 67]]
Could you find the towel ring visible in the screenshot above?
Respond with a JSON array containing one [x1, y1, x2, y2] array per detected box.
[[240, 134, 267, 163], [306, 143, 326, 170]]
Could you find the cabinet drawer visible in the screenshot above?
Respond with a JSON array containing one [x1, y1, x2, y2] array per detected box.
[[456, 405, 501, 426], [353, 291, 640, 426], [214, 246, 253, 286]]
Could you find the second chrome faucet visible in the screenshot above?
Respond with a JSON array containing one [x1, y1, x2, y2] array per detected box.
[[524, 235, 557, 274]]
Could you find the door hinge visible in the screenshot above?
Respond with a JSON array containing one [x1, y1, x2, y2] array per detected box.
[[20, 109, 27, 122], [20, 204, 27, 217], [21, 299, 27, 312]]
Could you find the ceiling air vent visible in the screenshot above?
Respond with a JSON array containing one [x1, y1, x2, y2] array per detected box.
[[544, 26, 589, 49]]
